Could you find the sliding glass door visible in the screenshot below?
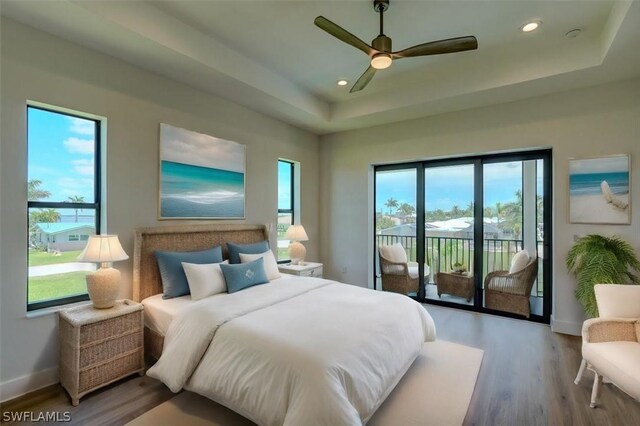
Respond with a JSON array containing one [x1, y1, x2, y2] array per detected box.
[[374, 150, 551, 323], [424, 162, 475, 306]]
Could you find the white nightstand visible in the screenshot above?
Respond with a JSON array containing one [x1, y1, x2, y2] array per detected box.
[[278, 262, 323, 278]]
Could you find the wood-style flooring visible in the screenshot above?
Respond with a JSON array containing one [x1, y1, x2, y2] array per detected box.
[[2, 304, 639, 425]]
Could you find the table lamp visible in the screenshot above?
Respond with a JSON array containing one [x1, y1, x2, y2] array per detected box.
[[285, 225, 309, 265], [77, 235, 129, 309]]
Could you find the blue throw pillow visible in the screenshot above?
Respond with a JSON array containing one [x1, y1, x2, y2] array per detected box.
[[220, 258, 269, 294], [227, 240, 270, 264], [155, 246, 223, 299]]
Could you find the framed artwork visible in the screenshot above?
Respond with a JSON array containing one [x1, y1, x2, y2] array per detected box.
[[159, 123, 245, 219], [569, 154, 630, 224]]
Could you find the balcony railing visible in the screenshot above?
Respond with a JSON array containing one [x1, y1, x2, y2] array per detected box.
[[376, 234, 544, 296]]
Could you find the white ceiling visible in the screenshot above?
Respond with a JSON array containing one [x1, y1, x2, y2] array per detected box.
[[2, 1, 640, 134]]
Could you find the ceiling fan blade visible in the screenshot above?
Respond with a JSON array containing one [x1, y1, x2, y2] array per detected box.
[[314, 16, 374, 56], [350, 66, 377, 93], [392, 36, 478, 59]]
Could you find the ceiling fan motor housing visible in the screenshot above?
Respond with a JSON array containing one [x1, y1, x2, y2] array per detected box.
[[372, 35, 392, 53]]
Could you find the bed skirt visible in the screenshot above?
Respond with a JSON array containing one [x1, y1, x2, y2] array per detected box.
[[144, 326, 164, 360]]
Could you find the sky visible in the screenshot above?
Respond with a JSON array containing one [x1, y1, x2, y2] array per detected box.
[[160, 123, 245, 173], [28, 107, 96, 204], [569, 156, 629, 175], [376, 161, 545, 213], [278, 160, 292, 210]]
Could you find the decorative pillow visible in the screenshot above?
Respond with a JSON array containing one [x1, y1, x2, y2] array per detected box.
[[155, 246, 223, 299], [379, 243, 408, 263], [240, 250, 281, 281], [509, 250, 530, 274], [182, 260, 229, 301], [226, 240, 270, 264], [220, 258, 269, 294]]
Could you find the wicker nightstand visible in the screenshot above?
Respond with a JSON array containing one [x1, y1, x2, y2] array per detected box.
[[278, 262, 323, 278], [58, 300, 144, 406]]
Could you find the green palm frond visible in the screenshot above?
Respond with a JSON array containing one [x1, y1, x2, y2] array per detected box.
[[566, 234, 640, 317]]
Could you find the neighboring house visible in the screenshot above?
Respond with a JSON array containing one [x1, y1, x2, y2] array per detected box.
[[34, 223, 95, 252]]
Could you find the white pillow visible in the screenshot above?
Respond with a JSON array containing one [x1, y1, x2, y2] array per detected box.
[[509, 250, 530, 274], [240, 250, 281, 281], [182, 260, 228, 301], [379, 243, 408, 263]]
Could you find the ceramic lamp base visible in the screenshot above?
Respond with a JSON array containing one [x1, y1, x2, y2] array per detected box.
[[86, 267, 120, 309], [288, 241, 306, 265]]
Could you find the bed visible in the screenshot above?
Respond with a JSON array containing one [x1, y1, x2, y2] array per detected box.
[[134, 224, 436, 426]]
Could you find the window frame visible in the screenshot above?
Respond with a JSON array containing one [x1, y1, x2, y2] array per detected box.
[[277, 159, 295, 263], [26, 104, 102, 311]]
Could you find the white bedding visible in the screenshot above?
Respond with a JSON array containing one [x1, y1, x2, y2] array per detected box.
[[141, 293, 193, 334], [147, 276, 436, 426]]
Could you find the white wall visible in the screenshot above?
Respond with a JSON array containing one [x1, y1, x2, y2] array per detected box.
[[319, 78, 640, 336], [0, 18, 320, 400]]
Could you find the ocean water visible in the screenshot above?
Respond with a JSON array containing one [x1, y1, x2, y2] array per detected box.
[[569, 172, 629, 196], [160, 161, 244, 218]]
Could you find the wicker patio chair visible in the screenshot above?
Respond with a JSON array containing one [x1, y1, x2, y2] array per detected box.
[[484, 256, 538, 318], [378, 243, 429, 295]]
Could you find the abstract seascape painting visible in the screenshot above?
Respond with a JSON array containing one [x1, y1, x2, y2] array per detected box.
[[159, 124, 245, 219], [569, 155, 630, 224]]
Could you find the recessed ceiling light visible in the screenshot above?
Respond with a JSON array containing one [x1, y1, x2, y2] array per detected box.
[[337, 79, 349, 86], [565, 28, 582, 39], [521, 21, 541, 32]]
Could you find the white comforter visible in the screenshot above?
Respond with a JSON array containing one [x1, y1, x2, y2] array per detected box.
[[147, 277, 436, 426]]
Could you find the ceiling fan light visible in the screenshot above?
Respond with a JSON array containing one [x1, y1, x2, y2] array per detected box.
[[371, 53, 392, 70]]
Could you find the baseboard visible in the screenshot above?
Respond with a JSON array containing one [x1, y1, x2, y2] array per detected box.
[[0, 367, 59, 403], [551, 317, 582, 336]]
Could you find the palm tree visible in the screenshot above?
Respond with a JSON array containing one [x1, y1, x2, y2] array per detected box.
[[28, 179, 51, 201], [450, 205, 462, 218], [384, 198, 399, 215], [67, 195, 85, 222]]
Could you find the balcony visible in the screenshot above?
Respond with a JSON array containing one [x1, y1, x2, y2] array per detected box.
[[376, 234, 544, 299]]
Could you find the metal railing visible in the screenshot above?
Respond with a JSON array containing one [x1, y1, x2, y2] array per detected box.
[[376, 234, 543, 296]]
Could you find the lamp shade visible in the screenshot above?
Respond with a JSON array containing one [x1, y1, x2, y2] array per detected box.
[[285, 225, 309, 242], [77, 235, 129, 263]]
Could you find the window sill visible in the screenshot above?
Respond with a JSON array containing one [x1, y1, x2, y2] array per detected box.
[[25, 300, 92, 319]]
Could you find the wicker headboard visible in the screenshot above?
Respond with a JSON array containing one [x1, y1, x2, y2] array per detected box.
[[133, 224, 269, 302]]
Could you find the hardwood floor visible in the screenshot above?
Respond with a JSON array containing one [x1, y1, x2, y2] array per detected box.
[[2, 304, 639, 425]]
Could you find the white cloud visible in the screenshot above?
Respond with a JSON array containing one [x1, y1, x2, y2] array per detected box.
[[68, 117, 94, 135], [58, 177, 93, 190], [71, 159, 94, 176], [64, 137, 94, 155], [160, 124, 245, 173], [570, 156, 629, 174]]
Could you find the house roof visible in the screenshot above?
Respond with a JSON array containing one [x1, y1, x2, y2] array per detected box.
[[36, 222, 95, 235]]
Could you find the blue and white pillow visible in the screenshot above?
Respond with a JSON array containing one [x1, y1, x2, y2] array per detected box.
[[220, 258, 269, 293], [226, 240, 270, 264], [155, 246, 223, 299]]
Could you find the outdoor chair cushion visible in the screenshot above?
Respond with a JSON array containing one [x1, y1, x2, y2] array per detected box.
[[379, 243, 408, 263], [509, 250, 530, 274]]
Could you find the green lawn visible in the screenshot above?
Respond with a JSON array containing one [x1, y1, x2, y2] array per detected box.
[[28, 271, 87, 303], [28, 250, 82, 267]]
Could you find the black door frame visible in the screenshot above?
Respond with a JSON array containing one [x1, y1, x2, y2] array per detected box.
[[374, 149, 552, 324]]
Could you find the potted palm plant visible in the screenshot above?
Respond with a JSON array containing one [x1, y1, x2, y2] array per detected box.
[[566, 234, 640, 317]]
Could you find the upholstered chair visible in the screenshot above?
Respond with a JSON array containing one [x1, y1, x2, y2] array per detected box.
[[378, 243, 429, 295], [484, 250, 538, 318], [574, 284, 640, 408]]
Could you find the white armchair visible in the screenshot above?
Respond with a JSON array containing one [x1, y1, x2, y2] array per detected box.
[[574, 284, 640, 408]]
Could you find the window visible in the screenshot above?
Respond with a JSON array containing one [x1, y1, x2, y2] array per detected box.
[[27, 105, 101, 311], [277, 160, 295, 262]]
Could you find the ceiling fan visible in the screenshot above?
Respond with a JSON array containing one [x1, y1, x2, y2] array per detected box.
[[314, 0, 478, 93]]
